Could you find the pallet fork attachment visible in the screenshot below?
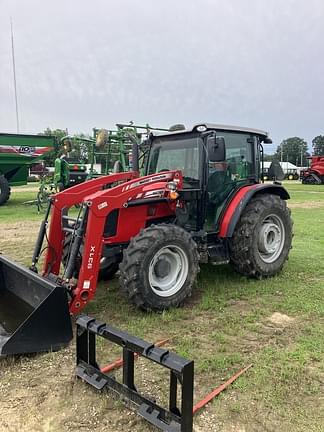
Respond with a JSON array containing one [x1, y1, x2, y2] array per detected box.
[[100, 338, 170, 374], [76, 315, 253, 432], [75, 315, 194, 432]]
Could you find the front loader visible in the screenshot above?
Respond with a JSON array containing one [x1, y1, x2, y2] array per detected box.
[[0, 123, 293, 356]]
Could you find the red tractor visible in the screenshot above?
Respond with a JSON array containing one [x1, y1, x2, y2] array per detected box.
[[300, 156, 324, 184], [0, 123, 293, 356]]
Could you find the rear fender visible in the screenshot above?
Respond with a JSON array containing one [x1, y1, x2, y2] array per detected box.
[[219, 183, 290, 238]]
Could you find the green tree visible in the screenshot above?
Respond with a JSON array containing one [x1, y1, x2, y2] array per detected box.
[[312, 135, 324, 156], [275, 137, 309, 166]]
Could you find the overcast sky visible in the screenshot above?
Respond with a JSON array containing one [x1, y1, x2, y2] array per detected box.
[[1, 0, 323, 152]]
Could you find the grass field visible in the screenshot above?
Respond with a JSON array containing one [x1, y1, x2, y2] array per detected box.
[[0, 182, 323, 432]]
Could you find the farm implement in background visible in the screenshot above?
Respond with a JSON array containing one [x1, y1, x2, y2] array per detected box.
[[32, 122, 171, 211], [0, 132, 55, 205], [300, 155, 324, 184]]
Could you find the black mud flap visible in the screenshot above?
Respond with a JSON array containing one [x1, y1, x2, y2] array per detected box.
[[76, 315, 194, 432], [0, 255, 73, 356]]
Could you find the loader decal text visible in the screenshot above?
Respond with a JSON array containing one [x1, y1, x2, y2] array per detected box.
[[87, 246, 96, 269]]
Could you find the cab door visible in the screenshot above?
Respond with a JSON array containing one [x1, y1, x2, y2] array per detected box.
[[205, 131, 256, 231]]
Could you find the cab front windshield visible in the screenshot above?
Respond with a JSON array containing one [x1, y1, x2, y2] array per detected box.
[[147, 136, 201, 187]]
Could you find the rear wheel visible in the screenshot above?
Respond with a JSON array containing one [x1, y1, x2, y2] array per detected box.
[[229, 194, 293, 277], [119, 224, 199, 311], [0, 175, 10, 205]]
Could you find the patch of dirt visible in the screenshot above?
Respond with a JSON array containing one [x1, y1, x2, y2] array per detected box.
[[0, 346, 156, 432], [267, 312, 295, 327], [11, 186, 39, 193], [288, 201, 324, 209], [0, 221, 40, 264], [0, 220, 39, 241], [235, 312, 297, 355], [227, 299, 251, 315]]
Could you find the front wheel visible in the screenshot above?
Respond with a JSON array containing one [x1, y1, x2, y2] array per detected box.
[[229, 194, 293, 277], [119, 224, 199, 311]]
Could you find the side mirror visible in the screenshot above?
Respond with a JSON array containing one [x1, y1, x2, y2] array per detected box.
[[263, 137, 273, 144], [207, 135, 226, 162]]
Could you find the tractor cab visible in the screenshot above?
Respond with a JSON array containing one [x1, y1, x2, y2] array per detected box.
[[145, 123, 272, 232]]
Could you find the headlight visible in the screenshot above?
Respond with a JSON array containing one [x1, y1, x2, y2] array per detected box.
[[196, 125, 207, 132]]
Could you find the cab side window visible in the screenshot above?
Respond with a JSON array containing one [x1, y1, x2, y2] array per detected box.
[[220, 132, 254, 180]]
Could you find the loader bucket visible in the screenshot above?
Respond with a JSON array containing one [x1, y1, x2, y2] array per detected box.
[[0, 255, 73, 356]]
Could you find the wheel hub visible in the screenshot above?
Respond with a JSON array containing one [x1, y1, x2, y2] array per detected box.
[[148, 245, 189, 297], [154, 258, 171, 279], [257, 214, 285, 263]]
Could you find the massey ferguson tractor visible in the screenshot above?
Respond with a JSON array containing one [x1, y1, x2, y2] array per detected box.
[[0, 123, 293, 356]]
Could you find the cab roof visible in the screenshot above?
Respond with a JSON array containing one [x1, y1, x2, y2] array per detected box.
[[151, 123, 269, 139]]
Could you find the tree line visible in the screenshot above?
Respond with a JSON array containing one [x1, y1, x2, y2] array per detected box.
[[264, 135, 324, 166]]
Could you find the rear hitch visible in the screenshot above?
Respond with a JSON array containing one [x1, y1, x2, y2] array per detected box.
[[75, 315, 194, 432]]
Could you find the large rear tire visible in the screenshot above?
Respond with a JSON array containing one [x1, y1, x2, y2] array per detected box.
[[0, 175, 10, 205], [119, 224, 199, 311], [229, 194, 293, 278]]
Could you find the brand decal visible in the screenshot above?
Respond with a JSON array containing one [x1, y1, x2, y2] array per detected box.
[[98, 201, 108, 210], [19, 146, 33, 154], [87, 245, 96, 269]]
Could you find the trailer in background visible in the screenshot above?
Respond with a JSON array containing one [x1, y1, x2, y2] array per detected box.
[[0, 133, 55, 205]]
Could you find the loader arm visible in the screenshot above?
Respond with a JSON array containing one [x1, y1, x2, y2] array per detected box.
[[43, 171, 138, 275], [42, 170, 183, 314]]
